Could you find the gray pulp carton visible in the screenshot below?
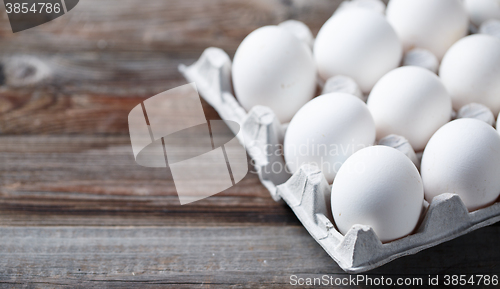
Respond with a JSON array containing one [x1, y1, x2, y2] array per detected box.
[[179, 47, 500, 273]]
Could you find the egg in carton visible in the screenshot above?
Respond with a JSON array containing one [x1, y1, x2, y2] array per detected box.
[[179, 45, 500, 273]]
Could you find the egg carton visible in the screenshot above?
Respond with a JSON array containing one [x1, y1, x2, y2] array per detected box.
[[179, 47, 500, 273]]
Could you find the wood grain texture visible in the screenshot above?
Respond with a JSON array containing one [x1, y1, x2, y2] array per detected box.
[[0, 85, 226, 134], [0, 225, 499, 288], [0, 0, 342, 54], [0, 135, 297, 227]]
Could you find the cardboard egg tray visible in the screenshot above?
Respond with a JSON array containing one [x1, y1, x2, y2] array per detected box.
[[179, 47, 500, 273]]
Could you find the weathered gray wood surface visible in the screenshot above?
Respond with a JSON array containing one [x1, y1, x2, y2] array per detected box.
[[0, 0, 498, 287], [0, 225, 499, 288]]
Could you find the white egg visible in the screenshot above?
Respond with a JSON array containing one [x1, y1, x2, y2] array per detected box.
[[284, 93, 375, 183], [331, 146, 424, 243], [386, 0, 468, 60], [367, 66, 452, 151], [314, 8, 402, 93], [465, 0, 500, 26], [439, 34, 500, 115], [232, 26, 316, 123], [421, 118, 500, 211], [335, 0, 387, 15], [278, 20, 314, 49]]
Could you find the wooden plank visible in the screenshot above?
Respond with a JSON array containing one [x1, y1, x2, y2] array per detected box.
[[0, 83, 227, 134], [0, 0, 344, 54], [0, 135, 298, 226], [1, 52, 195, 93], [0, 225, 498, 287]]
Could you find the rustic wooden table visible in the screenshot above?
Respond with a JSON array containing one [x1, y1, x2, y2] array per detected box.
[[0, 0, 498, 287]]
